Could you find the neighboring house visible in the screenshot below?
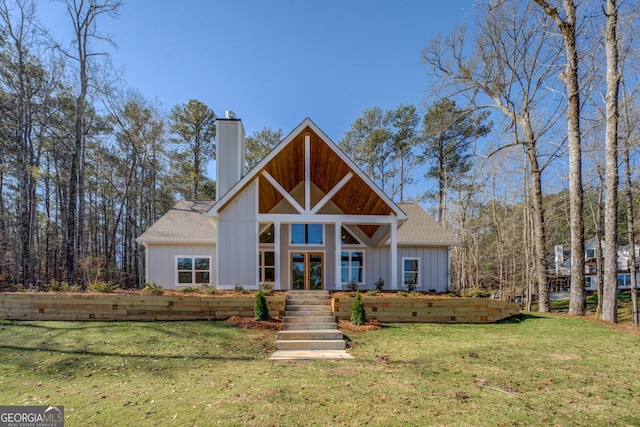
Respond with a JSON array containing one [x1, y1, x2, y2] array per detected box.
[[551, 237, 640, 292], [137, 115, 456, 291]]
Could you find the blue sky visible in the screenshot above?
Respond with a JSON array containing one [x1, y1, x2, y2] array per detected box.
[[38, 0, 476, 200], [39, 0, 475, 137]]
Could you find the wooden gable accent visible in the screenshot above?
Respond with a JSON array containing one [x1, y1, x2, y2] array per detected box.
[[257, 126, 392, 237]]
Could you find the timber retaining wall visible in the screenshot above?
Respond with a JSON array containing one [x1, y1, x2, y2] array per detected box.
[[332, 296, 520, 323], [0, 293, 520, 323], [0, 293, 286, 321]]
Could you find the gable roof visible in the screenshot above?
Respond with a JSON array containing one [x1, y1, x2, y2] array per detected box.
[[136, 200, 216, 244], [393, 203, 457, 246], [208, 118, 407, 228]]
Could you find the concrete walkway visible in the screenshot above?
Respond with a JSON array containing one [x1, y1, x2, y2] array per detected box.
[[269, 290, 353, 361]]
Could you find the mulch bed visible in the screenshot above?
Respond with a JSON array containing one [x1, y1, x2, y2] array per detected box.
[[227, 316, 284, 331], [337, 319, 384, 333]]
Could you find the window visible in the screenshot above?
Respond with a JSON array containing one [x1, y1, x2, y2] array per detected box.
[[618, 274, 631, 289], [291, 224, 323, 245], [402, 257, 421, 288], [177, 256, 211, 285], [260, 224, 274, 243], [341, 251, 364, 284], [259, 251, 275, 283], [340, 226, 361, 245]]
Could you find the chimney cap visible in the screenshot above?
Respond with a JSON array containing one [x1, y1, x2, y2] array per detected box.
[[225, 110, 236, 119]]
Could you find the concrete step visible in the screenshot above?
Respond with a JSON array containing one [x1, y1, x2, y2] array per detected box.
[[284, 322, 337, 330], [287, 290, 330, 296], [275, 339, 346, 351], [285, 304, 332, 311], [285, 297, 331, 305], [269, 350, 354, 360], [277, 330, 343, 341], [284, 315, 336, 323]]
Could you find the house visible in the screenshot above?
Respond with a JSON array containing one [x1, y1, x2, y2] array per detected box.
[[551, 237, 640, 292], [137, 114, 456, 291]]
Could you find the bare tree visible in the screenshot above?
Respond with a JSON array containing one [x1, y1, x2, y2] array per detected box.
[[601, 0, 621, 323], [57, 0, 121, 287], [423, 1, 563, 312], [534, 0, 586, 316]]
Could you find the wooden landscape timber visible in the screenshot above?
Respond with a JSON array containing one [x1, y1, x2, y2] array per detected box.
[[333, 296, 520, 323], [0, 292, 519, 323], [0, 293, 286, 321]]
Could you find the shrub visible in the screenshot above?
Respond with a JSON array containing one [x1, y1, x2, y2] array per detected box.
[[254, 290, 270, 321], [397, 291, 408, 297], [143, 282, 164, 294], [48, 281, 80, 292], [259, 282, 274, 295], [374, 277, 385, 291], [406, 282, 417, 292], [350, 292, 366, 326], [178, 286, 199, 293], [366, 290, 379, 296], [234, 284, 244, 293], [201, 284, 217, 295], [89, 281, 118, 293], [346, 280, 359, 292]]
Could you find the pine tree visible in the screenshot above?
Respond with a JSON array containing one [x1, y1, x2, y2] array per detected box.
[[254, 290, 270, 321], [351, 292, 366, 326]]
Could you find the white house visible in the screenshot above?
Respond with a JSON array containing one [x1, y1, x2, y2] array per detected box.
[[137, 115, 456, 291], [553, 237, 640, 292]]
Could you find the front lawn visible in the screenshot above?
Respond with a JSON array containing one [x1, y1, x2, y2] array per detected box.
[[1, 315, 639, 426]]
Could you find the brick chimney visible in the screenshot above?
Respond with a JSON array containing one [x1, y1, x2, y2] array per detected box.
[[215, 111, 245, 201]]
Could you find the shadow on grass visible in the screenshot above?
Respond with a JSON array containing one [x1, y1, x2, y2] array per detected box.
[[0, 343, 256, 362], [496, 313, 549, 324]]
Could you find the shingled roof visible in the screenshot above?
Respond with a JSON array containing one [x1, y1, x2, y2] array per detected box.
[[136, 200, 216, 243], [394, 203, 456, 246]]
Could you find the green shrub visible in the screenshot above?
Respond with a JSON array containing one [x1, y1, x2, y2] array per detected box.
[[234, 284, 244, 292], [89, 281, 118, 293], [462, 289, 492, 298], [406, 282, 417, 292], [178, 286, 199, 293], [350, 292, 366, 326], [374, 277, 385, 291], [52, 281, 80, 292], [254, 290, 270, 321], [259, 282, 274, 295], [201, 284, 217, 295], [346, 280, 359, 292], [397, 291, 408, 297], [366, 290, 379, 296], [143, 282, 164, 294]]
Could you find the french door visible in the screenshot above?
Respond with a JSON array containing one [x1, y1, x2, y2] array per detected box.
[[291, 252, 324, 290]]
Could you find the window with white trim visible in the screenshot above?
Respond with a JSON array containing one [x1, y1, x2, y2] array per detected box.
[[402, 257, 421, 288], [259, 251, 275, 283], [341, 251, 364, 285], [290, 224, 323, 245], [176, 256, 211, 285]]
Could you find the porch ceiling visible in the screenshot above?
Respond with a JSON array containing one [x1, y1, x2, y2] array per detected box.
[[258, 126, 393, 237]]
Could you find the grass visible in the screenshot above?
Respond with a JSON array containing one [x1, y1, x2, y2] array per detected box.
[[1, 316, 640, 426]]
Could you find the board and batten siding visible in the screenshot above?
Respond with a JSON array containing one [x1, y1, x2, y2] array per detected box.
[[145, 243, 216, 288], [216, 180, 258, 289], [366, 246, 449, 292]]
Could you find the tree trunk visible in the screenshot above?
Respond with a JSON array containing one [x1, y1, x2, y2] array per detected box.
[[602, 0, 620, 323]]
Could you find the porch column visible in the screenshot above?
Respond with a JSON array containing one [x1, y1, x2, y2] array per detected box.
[[274, 221, 281, 290], [335, 221, 342, 290], [390, 220, 398, 290]]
